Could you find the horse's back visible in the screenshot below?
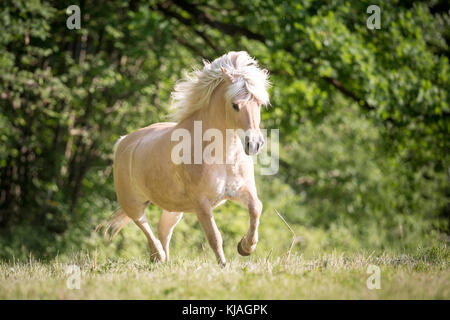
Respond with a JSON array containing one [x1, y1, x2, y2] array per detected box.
[[115, 122, 176, 155]]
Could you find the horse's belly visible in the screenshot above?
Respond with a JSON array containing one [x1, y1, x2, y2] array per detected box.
[[142, 166, 197, 212]]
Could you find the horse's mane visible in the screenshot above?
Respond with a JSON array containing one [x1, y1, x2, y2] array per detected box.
[[170, 51, 270, 122]]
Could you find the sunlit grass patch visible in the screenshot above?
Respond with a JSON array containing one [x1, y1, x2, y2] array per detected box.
[[0, 245, 448, 299]]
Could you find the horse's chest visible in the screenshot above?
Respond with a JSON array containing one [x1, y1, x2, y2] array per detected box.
[[211, 166, 244, 203], [224, 175, 243, 198]]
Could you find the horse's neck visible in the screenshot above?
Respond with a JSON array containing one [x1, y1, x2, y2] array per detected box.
[[195, 98, 226, 130], [224, 133, 243, 164]]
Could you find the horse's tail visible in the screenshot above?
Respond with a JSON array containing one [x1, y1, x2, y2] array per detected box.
[[95, 135, 130, 240], [95, 208, 131, 240]]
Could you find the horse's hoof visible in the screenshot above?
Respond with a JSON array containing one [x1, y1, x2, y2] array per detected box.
[[218, 260, 227, 268], [150, 251, 166, 263], [150, 257, 164, 263], [237, 239, 251, 256]]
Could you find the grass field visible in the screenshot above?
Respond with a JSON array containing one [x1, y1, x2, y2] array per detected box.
[[0, 246, 448, 299]]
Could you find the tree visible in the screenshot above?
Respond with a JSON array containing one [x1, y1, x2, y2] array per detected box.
[[0, 0, 448, 257]]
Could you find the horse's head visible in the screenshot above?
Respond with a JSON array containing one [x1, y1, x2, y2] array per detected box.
[[225, 96, 266, 156], [219, 51, 270, 156]]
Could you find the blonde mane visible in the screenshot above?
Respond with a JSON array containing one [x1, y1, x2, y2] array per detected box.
[[170, 51, 270, 122]]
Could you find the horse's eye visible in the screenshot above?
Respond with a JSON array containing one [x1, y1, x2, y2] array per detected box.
[[232, 103, 239, 111]]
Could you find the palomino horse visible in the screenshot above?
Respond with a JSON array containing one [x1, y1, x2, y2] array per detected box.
[[98, 51, 270, 265]]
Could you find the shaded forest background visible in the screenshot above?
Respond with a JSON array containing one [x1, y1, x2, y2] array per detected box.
[[0, 0, 448, 260]]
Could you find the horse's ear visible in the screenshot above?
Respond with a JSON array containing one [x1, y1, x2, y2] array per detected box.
[[221, 67, 234, 82]]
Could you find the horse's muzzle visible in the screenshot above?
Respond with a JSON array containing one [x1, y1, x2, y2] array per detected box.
[[244, 134, 265, 156]]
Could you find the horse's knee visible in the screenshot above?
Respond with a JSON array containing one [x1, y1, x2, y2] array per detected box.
[[250, 199, 262, 217], [158, 211, 182, 238]]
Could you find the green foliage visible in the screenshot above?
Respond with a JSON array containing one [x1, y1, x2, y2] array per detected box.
[[0, 1, 448, 260]]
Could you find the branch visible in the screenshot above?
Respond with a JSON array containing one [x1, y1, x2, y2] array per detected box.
[[155, 2, 220, 54], [322, 77, 375, 111], [168, 0, 265, 42], [156, 0, 376, 111], [174, 34, 213, 61]]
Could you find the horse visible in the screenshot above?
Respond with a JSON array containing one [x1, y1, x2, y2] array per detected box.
[[97, 51, 270, 266]]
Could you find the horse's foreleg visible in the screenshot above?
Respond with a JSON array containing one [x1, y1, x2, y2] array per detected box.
[[196, 199, 226, 266], [158, 210, 183, 261], [237, 197, 262, 256]]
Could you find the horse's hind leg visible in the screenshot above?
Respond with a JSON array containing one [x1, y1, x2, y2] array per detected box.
[[158, 210, 183, 261], [134, 214, 166, 262], [114, 151, 165, 262], [116, 191, 166, 262]]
